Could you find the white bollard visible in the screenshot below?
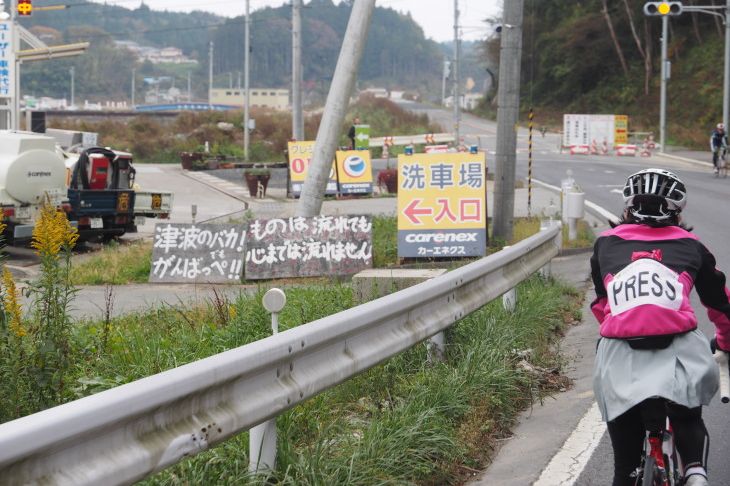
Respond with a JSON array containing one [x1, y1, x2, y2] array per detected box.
[[501, 245, 517, 312], [560, 170, 575, 224], [566, 191, 585, 242], [249, 289, 287, 475]]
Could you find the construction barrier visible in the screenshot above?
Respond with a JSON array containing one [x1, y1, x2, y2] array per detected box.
[[615, 144, 638, 156], [569, 145, 591, 155], [424, 144, 449, 153]]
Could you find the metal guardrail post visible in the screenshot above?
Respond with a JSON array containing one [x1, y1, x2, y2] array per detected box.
[[501, 245, 517, 312], [249, 289, 286, 474], [427, 332, 446, 363]]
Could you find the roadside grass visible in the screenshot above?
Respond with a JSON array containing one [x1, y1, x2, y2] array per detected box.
[[70, 240, 152, 285], [128, 276, 582, 485]]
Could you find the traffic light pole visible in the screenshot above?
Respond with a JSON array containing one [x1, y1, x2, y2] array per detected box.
[[660, 15, 668, 153], [724, 0, 730, 131]]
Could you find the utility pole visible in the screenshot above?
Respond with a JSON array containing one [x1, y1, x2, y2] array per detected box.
[[208, 41, 214, 108], [70, 66, 75, 108], [492, 0, 524, 242], [441, 57, 448, 107], [237, 71, 241, 89], [292, 0, 304, 140], [244, 0, 251, 161], [187, 71, 191, 102], [296, 0, 375, 217], [229, 72, 233, 89], [453, 0, 460, 146], [659, 15, 668, 153], [720, 0, 730, 132], [131, 68, 136, 107]]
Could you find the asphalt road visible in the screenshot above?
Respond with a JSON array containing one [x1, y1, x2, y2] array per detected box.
[[402, 102, 730, 484]]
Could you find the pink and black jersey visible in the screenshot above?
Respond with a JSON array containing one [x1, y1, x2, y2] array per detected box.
[[590, 224, 730, 349]]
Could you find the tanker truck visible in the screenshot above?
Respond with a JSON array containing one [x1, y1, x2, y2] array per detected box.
[[0, 131, 69, 243]]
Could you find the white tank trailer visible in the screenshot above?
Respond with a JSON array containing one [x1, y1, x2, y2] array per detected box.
[[0, 131, 68, 241]]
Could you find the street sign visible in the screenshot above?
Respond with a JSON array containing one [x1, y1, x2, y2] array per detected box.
[[397, 152, 487, 258], [0, 21, 15, 101], [335, 150, 373, 194], [354, 124, 370, 150], [287, 140, 337, 196], [562, 114, 629, 149]]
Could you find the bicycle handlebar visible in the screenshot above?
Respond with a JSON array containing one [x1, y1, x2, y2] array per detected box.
[[714, 350, 730, 403]]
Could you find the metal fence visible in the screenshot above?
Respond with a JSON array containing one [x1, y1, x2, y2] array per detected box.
[[0, 225, 561, 485]]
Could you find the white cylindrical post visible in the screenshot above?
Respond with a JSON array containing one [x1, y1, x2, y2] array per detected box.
[[560, 169, 574, 224], [249, 288, 287, 475], [502, 245, 516, 312], [566, 191, 585, 242]]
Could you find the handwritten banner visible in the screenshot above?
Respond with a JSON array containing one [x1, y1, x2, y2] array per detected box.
[[149, 223, 246, 283], [245, 215, 373, 279]]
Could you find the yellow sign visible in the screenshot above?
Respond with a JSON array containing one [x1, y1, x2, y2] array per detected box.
[[335, 150, 373, 194], [397, 152, 487, 257], [151, 193, 162, 210], [614, 115, 629, 145], [287, 141, 337, 195]]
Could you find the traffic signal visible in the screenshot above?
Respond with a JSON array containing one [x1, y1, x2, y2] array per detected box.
[[17, 0, 32, 16], [643, 2, 683, 16]]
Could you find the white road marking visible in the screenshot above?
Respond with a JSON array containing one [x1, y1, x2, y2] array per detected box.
[[604, 170, 616, 174], [135, 167, 163, 173], [533, 402, 605, 486], [610, 189, 623, 194]]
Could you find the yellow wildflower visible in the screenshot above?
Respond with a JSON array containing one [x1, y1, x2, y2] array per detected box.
[[31, 202, 79, 257], [3, 268, 25, 338]]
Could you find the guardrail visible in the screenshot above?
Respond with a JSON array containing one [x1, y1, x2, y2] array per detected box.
[[0, 225, 561, 485], [370, 132, 455, 147]]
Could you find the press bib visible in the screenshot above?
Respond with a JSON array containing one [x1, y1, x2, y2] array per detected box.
[[608, 258, 683, 315]]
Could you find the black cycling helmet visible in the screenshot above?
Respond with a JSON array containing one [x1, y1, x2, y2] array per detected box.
[[622, 168, 687, 223]]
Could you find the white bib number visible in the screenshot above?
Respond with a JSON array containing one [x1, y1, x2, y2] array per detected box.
[[608, 258, 683, 315]]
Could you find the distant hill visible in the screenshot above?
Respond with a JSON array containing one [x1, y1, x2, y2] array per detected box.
[[18, 0, 448, 102]]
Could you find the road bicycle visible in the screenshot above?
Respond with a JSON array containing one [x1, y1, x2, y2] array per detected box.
[[633, 351, 730, 486], [713, 147, 727, 178]]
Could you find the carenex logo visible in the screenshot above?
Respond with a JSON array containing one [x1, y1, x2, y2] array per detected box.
[[404, 232, 478, 243], [343, 155, 367, 178]]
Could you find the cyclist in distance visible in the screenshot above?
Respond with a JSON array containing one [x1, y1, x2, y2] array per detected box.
[[710, 123, 727, 174], [590, 169, 730, 486]]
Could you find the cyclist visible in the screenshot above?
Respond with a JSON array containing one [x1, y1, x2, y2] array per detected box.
[[590, 168, 730, 486], [710, 123, 727, 174]]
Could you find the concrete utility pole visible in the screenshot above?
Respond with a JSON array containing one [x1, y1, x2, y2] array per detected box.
[[70, 66, 75, 108], [296, 0, 375, 217], [453, 0, 460, 146], [659, 15, 668, 153], [131, 68, 136, 107], [441, 57, 448, 106], [208, 41, 214, 108], [187, 71, 191, 102], [244, 0, 251, 161], [292, 0, 304, 140], [492, 0, 524, 242], [720, 0, 730, 131]]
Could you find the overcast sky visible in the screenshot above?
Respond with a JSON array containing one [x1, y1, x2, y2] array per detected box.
[[98, 0, 502, 42]]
